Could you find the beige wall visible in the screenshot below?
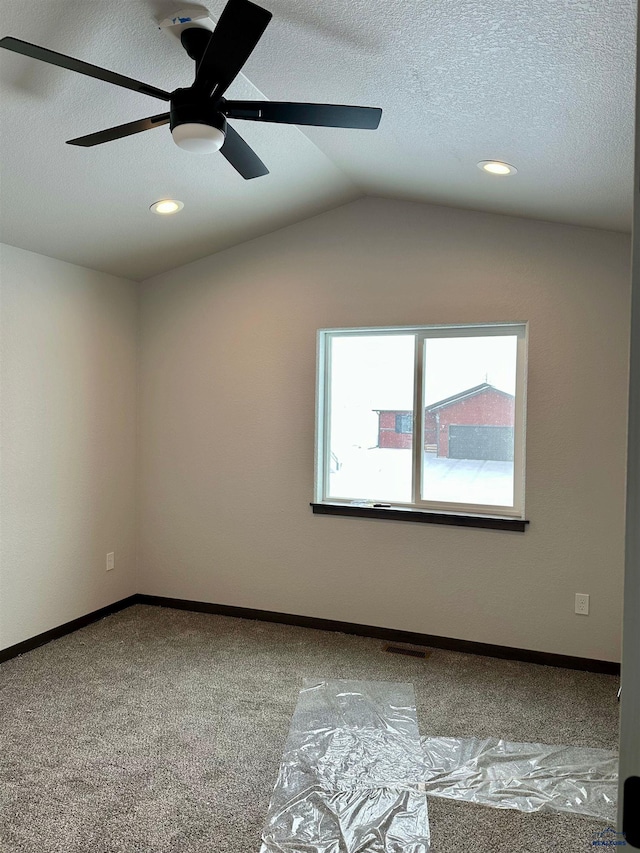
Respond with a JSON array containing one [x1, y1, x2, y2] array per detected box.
[[138, 197, 631, 662], [0, 198, 630, 661], [0, 244, 138, 651]]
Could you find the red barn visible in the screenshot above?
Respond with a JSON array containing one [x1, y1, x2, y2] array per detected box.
[[375, 409, 415, 449], [375, 383, 515, 460]]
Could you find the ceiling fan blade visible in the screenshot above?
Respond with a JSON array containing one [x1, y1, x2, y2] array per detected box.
[[0, 36, 171, 101], [67, 114, 170, 147], [223, 100, 382, 129], [195, 0, 272, 100], [220, 124, 268, 179]]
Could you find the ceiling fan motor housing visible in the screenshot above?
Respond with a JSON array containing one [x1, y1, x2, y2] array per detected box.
[[170, 87, 227, 152], [169, 87, 226, 132]]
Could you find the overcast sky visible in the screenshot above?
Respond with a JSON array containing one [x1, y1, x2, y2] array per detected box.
[[329, 333, 518, 449]]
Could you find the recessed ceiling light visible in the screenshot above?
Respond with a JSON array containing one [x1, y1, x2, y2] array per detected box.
[[478, 160, 517, 176], [149, 199, 184, 215]]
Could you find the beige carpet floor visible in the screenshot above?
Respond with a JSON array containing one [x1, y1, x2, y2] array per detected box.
[[0, 604, 620, 852]]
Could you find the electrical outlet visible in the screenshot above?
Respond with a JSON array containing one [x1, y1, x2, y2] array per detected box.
[[106, 552, 115, 572], [575, 593, 589, 615]]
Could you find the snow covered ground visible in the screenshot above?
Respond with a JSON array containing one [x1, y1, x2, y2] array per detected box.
[[328, 449, 513, 507]]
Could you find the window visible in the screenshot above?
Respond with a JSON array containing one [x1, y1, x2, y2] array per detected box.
[[315, 324, 528, 519], [395, 413, 412, 434]]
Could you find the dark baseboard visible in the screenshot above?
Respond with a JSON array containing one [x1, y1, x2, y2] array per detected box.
[[136, 594, 621, 676], [1, 592, 620, 675], [0, 595, 139, 664]]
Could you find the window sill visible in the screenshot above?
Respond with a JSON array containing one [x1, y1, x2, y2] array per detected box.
[[310, 502, 529, 531]]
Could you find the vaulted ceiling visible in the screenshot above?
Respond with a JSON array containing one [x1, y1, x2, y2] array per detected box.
[[0, 0, 636, 281]]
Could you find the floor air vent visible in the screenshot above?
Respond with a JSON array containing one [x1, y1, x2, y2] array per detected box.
[[384, 645, 431, 659]]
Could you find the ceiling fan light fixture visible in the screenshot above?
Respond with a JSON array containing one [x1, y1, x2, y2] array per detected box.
[[171, 122, 226, 153], [150, 199, 184, 215], [478, 160, 517, 176]]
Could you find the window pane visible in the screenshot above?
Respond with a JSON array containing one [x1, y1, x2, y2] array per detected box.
[[328, 335, 414, 503], [421, 336, 517, 506]]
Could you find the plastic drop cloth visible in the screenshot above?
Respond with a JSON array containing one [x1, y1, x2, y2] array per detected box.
[[259, 679, 430, 853], [420, 736, 618, 822]]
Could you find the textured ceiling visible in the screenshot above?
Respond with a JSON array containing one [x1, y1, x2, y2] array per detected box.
[[0, 0, 636, 280]]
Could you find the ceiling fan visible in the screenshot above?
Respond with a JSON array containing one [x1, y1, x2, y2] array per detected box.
[[0, 0, 382, 179]]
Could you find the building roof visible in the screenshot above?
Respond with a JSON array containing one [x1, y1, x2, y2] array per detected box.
[[374, 383, 514, 415], [426, 383, 514, 412]]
